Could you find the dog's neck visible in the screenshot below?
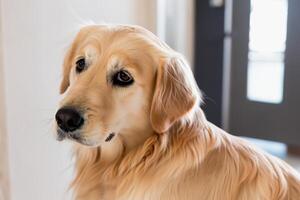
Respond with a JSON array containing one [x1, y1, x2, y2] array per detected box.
[[71, 107, 218, 198]]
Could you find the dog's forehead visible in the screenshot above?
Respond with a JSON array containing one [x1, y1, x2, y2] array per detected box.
[[75, 25, 161, 54], [71, 25, 162, 71], [78, 25, 143, 44]]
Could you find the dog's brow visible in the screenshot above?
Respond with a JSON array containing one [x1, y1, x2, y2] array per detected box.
[[75, 55, 84, 62], [108, 56, 120, 69]]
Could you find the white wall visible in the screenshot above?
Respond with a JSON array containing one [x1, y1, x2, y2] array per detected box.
[[0, 0, 155, 199], [0, 0, 10, 197], [157, 0, 195, 67]]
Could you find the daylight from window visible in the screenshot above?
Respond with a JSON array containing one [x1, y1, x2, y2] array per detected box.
[[247, 0, 288, 104]]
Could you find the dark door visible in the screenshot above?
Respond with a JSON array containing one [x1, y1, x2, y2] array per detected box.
[[227, 0, 300, 145], [194, 1, 225, 127]]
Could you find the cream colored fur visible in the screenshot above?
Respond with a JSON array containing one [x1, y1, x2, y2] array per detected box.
[[57, 25, 300, 200]]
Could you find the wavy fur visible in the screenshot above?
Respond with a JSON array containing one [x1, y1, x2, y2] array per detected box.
[[58, 25, 300, 200]]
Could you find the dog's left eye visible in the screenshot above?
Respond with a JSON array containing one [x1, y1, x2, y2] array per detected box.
[[112, 70, 134, 87], [75, 58, 86, 73]]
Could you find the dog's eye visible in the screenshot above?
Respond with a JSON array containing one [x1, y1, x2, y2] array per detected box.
[[112, 70, 134, 87], [75, 58, 86, 73]]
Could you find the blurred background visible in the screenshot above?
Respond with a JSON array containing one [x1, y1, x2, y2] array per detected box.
[[0, 0, 299, 199]]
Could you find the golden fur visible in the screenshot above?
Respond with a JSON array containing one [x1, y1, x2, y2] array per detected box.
[[57, 25, 300, 200]]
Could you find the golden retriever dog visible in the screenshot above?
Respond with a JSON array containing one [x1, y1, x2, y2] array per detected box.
[[55, 24, 300, 200]]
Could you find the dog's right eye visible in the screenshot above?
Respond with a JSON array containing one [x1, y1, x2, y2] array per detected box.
[[75, 58, 86, 73], [112, 70, 134, 87]]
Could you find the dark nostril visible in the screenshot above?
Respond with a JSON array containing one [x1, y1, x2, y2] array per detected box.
[[55, 107, 84, 132]]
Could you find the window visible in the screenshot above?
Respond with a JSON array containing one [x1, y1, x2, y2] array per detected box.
[[247, 0, 288, 104]]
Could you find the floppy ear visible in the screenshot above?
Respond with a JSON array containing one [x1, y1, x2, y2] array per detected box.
[[150, 55, 201, 133], [60, 47, 74, 94]]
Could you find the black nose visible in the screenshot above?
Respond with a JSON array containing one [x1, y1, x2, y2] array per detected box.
[[55, 107, 84, 132]]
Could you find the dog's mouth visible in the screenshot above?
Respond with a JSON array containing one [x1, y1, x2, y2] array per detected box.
[[56, 128, 116, 146], [105, 133, 115, 142], [56, 128, 82, 142]]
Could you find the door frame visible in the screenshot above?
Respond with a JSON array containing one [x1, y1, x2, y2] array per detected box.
[[194, 0, 225, 127]]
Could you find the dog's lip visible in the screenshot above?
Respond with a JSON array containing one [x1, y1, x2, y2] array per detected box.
[[56, 128, 116, 146], [105, 132, 115, 142], [56, 128, 81, 141], [56, 128, 67, 141]]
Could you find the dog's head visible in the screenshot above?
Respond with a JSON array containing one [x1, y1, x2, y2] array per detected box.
[[55, 25, 200, 149]]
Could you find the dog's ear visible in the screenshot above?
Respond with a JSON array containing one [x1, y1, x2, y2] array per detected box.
[[150, 55, 201, 133], [60, 47, 74, 94]]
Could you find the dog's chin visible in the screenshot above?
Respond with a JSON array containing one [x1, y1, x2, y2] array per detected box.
[[70, 136, 99, 147], [58, 134, 100, 147], [56, 129, 116, 147]]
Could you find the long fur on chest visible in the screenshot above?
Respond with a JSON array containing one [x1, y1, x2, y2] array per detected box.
[[70, 109, 300, 200]]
